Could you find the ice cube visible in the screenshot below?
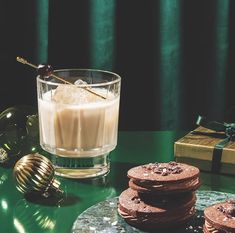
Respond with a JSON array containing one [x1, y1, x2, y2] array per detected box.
[[52, 84, 101, 104], [74, 79, 87, 86]]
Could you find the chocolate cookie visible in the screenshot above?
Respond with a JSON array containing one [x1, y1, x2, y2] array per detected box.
[[118, 188, 196, 230], [204, 199, 235, 233], [128, 162, 200, 195]]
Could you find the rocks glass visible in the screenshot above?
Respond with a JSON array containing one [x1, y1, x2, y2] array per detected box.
[[37, 69, 121, 179]]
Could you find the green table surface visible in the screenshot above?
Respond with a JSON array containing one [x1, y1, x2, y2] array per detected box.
[[1, 131, 235, 233]]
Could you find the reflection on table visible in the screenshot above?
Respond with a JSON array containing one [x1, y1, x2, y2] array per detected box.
[[0, 131, 235, 233]]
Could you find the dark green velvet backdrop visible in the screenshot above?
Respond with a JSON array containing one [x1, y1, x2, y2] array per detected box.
[[1, 0, 235, 130]]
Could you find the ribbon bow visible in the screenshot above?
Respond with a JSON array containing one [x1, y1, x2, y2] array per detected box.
[[196, 115, 235, 173], [196, 115, 235, 139]]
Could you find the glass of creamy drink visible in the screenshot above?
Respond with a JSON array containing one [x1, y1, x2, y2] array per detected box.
[[37, 69, 121, 178]]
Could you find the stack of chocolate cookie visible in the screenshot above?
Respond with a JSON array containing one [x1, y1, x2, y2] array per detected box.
[[203, 199, 235, 233], [118, 161, 200, 231]]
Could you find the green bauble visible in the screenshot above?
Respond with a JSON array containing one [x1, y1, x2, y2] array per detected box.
[[0, 105, 38, 164], [24, 114, 41, 154]]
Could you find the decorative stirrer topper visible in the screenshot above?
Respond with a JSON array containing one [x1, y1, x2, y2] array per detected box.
[[16, 56, 106, 99], [13, 153, 63, 198]]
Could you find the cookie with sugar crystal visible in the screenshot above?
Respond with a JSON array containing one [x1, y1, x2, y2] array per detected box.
[[118, 188, 196, 231], [128, 162, 200, 195], [204, 199, 235, 233]]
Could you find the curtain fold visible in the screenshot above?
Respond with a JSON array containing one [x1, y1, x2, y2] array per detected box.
[[2, 0, 235, 131], [211, 0, 229, 117], [35, 0, 49, 63], [157, 0, 182, 129], [89, 0, 116, 70]]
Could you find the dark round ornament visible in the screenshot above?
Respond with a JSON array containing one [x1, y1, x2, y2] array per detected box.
[[0, 105, 37, 164], [24, 114, 41, 154]]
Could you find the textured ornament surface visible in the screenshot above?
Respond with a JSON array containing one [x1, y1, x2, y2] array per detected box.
[[13, 153, 61, 197], [0, 147, 8, 163]]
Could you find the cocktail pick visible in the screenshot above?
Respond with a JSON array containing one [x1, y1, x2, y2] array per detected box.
[[13, 153, 63, 198], [16, 56, 106, 99]]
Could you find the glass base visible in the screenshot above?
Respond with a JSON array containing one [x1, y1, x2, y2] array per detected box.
[[50, 153, 110, 179]]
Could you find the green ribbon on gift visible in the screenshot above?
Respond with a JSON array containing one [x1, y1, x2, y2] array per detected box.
[[196, 115, 235, 173]]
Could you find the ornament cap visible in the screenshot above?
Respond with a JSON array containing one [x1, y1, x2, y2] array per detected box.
[[43, 178, 64, 198]]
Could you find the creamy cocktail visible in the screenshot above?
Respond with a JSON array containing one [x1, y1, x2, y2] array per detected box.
[[37, 69, 121, 178]]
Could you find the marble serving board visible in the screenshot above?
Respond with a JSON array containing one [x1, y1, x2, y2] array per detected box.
[[72, 191, 235, 233]]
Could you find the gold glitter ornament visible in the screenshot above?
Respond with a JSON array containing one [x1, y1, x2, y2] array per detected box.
[[13, 153, 63, 197], [0, 147, 8, 163]]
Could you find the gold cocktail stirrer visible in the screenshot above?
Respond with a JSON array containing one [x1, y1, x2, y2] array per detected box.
[[16, 56, 106, 99]]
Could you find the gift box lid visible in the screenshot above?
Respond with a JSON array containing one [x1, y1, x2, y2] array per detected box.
[[174, 126, 235, 164]]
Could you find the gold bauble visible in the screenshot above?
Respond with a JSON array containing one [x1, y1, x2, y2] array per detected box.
[[13, 153, 63, 197]]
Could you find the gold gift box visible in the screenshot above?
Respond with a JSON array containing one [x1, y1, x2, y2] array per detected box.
[[174, 126, 235, 175]]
